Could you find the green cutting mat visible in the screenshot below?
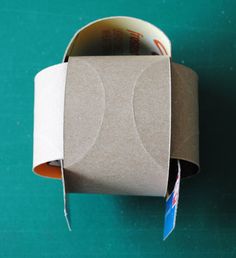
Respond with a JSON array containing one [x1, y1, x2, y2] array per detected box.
[[0, 0, 235, 257]]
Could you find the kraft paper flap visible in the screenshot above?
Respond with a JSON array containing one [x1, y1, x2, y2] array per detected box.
[[171, 63, 199, 177], [64, 56, 171, 196]]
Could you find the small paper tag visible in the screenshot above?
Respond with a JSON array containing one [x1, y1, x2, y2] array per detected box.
[[163, 160, 181, 240]]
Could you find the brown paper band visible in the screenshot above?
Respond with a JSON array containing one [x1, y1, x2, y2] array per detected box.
[[64, 56, 172, 196]]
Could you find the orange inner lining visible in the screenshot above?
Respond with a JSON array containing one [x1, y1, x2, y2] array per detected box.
[[34, 163, 62, 179]]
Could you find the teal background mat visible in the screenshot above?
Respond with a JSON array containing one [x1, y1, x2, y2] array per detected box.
[[0, 0, 235, 257]]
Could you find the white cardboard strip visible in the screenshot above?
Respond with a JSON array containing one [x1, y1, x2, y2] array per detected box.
[[33, 63, 67, 171]]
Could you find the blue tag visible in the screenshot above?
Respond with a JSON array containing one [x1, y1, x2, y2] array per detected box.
[[163, 161, 180, 240]]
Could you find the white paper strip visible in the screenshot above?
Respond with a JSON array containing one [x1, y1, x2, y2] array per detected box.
[[33, 63, 67, 177]]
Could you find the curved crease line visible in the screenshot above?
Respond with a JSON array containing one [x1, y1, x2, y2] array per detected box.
[[66, 60, 106, 168], [132, 60, 170, 173]]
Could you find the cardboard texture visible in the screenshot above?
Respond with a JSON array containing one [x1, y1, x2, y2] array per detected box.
[[64, 56, 171, 196]]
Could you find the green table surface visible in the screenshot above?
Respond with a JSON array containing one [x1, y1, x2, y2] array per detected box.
[[0, 0, 235, 257]]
